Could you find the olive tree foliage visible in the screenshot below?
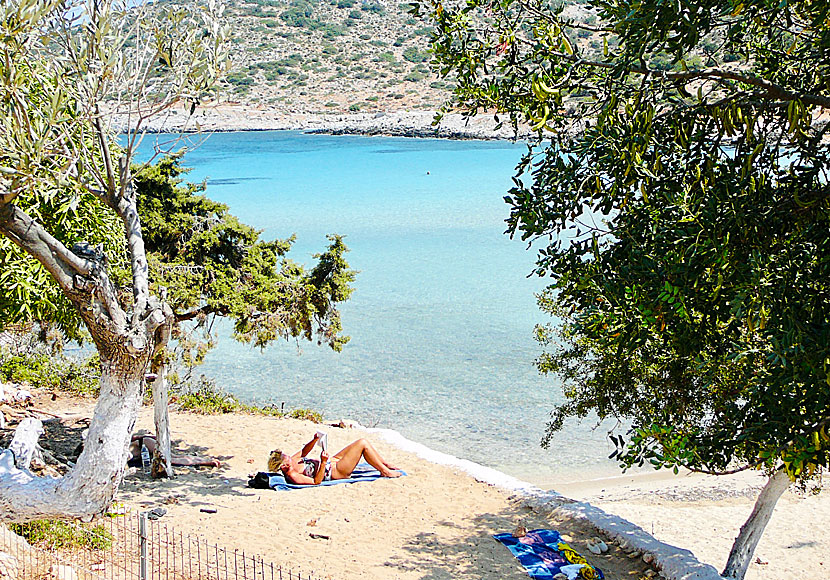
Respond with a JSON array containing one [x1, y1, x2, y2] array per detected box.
[[0, 0, 229, 521], [415, 0, 829, 576]]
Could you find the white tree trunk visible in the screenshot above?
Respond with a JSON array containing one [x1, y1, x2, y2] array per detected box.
[[7, 419, 43, 470], [721, 469, 791, 580], [151, 363, 173, 478], [0, 358, 144, 523]]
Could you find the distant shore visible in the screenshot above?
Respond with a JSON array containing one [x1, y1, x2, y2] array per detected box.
[[108, 104, 532, 140]]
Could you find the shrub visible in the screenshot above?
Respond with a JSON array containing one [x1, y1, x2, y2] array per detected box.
[[10, 520, 113, 551], [0, 351, 100, 396], [288, 408, 323, 423], [361, 1, 384, 13], [404, 71, 426, 82], [402, 46, 430, 63]]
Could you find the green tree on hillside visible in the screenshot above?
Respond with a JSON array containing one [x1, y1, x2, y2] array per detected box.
[[416, 0, 830, 577]]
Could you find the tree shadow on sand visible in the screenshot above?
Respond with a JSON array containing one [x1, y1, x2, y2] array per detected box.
[[381, 498, 653, 580]]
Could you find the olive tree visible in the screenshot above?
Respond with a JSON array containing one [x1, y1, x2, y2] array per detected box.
[[415, 0, 830, 577], [0, 0, 230, 521]]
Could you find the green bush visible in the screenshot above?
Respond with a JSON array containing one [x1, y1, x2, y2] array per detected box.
[[10, 520, 113, 551], [0, 351, 100, 396], [173, 377, 320, 420], [361, 1, 384, 13], [404, 71, 426, 82], [403, 46, 430, 63], [288, 408, 323, 423]]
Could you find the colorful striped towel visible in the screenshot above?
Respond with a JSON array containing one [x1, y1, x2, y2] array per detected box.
[[493, 529, 604, 580], [248, 462, 406, 490]]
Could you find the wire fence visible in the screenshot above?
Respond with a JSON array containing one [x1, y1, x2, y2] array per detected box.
[[0, 510, 323, 580]]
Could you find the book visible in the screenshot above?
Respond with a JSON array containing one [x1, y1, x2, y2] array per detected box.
[[315, 431, 328, 455]]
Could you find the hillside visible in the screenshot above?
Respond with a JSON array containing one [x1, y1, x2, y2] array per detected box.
[[200, 0, 452, 113]]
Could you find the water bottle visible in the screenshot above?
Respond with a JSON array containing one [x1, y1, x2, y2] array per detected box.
[[140, 443, 151, 474]]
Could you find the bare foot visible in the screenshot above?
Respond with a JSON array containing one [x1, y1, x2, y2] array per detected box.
[[380, 469, 402, 478], [383, 461, 400, 470]]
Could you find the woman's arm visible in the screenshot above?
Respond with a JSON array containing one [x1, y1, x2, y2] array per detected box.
[[296, 434, 321, 459], [313, 452, 329, 485]]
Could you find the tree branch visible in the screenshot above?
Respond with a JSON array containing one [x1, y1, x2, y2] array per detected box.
[[175, 303, 216, 323], [540, 51, 830, 108], [0, 202, 93, 292]]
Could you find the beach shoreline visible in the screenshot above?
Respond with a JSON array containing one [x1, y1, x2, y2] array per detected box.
[[20, 390, 830, 580], [108, 104, 533, 140]]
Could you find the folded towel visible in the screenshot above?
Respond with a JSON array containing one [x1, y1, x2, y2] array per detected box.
[[493, 529, 604, 580], [248, 462, 406, 490]]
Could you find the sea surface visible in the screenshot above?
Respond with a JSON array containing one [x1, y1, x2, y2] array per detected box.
[[135, 131, 623, 487]]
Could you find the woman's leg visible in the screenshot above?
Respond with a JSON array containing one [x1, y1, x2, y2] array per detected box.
[[331, 438, 401, 479]]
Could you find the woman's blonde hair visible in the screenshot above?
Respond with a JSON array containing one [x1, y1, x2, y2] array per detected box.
[[267, 449, 284, 472]]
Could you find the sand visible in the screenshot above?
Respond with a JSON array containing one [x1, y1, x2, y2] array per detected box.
[[24, 394, 830, 580]]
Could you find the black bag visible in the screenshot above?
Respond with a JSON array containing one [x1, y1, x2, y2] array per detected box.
[[247, 472, 273, 489]]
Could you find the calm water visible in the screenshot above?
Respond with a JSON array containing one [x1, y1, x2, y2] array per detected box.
[[137, 131, 621, 486]]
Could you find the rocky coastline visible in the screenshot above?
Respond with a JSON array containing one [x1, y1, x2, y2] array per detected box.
[[108, 104, 532, 141]]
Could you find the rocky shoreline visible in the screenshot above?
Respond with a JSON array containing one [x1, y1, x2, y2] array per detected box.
[[108, 104, 532, 140]]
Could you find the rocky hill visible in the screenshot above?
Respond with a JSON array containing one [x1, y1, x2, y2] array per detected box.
[[194, 0, 452, 113]]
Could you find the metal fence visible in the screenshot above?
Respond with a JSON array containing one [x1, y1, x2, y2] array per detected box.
[[0, 511, 323, 580]]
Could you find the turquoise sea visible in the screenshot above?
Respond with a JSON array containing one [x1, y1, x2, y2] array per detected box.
[[137, 131, 620, 487]]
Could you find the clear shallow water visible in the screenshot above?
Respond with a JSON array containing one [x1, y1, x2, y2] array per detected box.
[[136, 131, 622, 486]]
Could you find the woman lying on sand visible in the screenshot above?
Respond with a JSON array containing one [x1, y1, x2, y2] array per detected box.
[[268, 434, 401, 485]]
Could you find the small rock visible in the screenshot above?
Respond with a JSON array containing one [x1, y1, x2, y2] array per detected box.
[[644, 570, 656, 578], [49, 564, 78, 580], [643, 553, 655, 564], [628, 550, 642, 559], [512, 525, 527, 538]]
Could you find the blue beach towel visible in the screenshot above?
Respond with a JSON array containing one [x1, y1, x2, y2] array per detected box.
[[493, 529, 604, 580], [248, 462, 406, 490]]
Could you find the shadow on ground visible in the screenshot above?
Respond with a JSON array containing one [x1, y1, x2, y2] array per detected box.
[[382, 498, 650, 580]]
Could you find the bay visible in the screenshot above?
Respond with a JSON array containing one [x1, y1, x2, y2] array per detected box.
[[137, 130, 621, 486]]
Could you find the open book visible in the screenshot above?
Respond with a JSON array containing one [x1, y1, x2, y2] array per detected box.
[[315, 431, 328, 455]]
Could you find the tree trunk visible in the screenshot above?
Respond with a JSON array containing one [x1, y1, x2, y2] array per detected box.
[[151, 362, 173, 478], [0, 351, 146, 523], [721, 469, 791, 579]]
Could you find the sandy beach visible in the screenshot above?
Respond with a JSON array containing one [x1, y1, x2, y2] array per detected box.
[[27, 392, 830, 580]]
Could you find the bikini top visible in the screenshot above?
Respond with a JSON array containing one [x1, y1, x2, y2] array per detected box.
[[298, 457, 319, 478]]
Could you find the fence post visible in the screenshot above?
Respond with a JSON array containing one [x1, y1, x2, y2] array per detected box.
[[139, 512, 149, 580]]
